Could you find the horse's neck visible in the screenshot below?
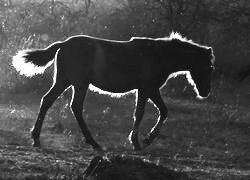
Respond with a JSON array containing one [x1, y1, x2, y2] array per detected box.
[[155, 42, 193, 74], [170, 56, 192, 73]]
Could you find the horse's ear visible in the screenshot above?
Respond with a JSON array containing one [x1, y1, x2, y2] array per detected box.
[[207, 47, 215, 63], [207, 47, 213, 54]]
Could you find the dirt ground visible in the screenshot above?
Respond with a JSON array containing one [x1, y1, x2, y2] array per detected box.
[[0, 144, 249, 180], [0, 79, 249, 179]]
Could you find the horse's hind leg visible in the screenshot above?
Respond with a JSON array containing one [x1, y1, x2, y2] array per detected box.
[[142, 90, 168, 149], [31, 75, 69, 147], [129, 90, 147, 150], [70, 84, 102, 150]]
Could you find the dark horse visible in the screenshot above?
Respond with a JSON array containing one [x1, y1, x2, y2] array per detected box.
[[12, 32, 215, 151]]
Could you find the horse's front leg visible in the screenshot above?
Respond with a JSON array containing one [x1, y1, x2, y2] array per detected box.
[[129, 90, 147, 150], [142, 90, 168, 149]]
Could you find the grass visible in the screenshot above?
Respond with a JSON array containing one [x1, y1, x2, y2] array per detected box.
[[0, 77, 249, 179]]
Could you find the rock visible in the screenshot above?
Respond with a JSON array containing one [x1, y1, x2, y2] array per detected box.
[[84, 155, 194, 180]]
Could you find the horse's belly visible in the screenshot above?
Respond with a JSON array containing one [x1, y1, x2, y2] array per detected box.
[[91, 45, 140, 93], [91, 73, 137, 93]]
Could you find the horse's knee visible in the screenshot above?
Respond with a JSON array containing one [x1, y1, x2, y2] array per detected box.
[[41, 93, 56, 108], [70, 102, 77, 113], [70, 100, 82, 118]]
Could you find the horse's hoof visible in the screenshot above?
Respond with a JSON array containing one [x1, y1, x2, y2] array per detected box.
[[95, 149, 106, 156], [33, 142, 40, 147], [131, 139, 142, 151], [133, 146, 142, 151], [93, 144, 104, 152], [32, 139, 40, 147], [141, 138, 151, 149], [132, 143, 142, 151]]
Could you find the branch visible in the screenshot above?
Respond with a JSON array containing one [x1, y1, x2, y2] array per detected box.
[[184, 0, 202, 34]]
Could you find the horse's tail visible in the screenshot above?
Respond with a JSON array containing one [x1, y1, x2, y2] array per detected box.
[[12, 41, 63, 77]]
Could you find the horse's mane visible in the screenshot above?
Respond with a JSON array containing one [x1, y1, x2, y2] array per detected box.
[[158, 32, 210, 51], [129, 32, 206, 49], [164, 32, 193, 43], [130, 32, 214, 66]]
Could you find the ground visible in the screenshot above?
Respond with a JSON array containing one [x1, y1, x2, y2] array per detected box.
[[0, 78, 249, 179]]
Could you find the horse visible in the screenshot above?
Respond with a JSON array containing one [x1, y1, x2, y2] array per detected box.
[[238, 65, 250, 81], [12, 32, 215, 151]]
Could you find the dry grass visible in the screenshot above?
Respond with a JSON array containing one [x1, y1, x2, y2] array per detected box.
[[0, 78, 249, 179]]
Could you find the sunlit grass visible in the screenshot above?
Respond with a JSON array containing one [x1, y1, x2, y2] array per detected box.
[[0, 77, 249, 179]]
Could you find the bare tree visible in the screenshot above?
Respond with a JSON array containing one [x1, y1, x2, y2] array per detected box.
[[0, 22, 7, 49]]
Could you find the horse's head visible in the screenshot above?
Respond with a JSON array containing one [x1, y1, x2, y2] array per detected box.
[[189, 47, 215, 99]]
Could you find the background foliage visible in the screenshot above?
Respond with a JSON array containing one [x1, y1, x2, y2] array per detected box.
[[0, 0, 249, 94], [0, 1, 249, 179], [0, 0, 249, 136]]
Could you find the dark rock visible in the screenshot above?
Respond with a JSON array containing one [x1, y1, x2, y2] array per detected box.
[[84, 155, 194, 180]]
